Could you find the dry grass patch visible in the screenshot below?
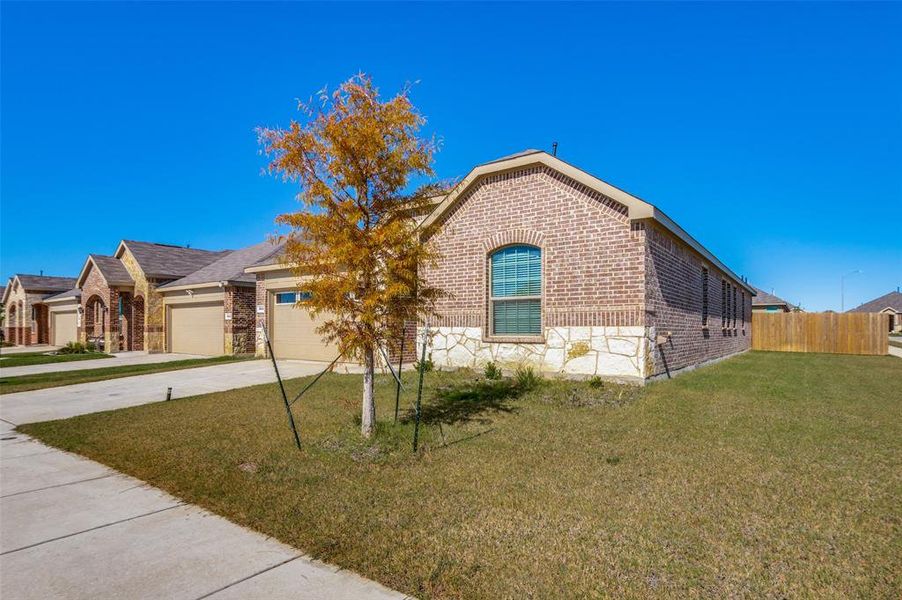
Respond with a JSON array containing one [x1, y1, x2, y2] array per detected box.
[[22, 352, 902, 598]]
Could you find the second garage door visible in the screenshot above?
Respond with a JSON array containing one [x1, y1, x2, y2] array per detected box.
[[169, 302, 224, 356], [51, 310, 78, 346], [270, 292, 340, 361]]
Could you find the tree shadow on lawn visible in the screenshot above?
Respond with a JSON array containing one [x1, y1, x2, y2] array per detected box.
[[402, 378, 523, 426]]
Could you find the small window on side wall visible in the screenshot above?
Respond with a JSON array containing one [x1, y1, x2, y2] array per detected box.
[[490, 245, 541, 336], [701, 267, 709, 326], [275, 292, 297, 305]]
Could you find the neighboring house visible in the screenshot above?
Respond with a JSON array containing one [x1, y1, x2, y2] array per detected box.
[[156, 241, 283, 355], [246, 243, 346, 362], [751, 287, 794, 313], [1, 274, 78, 346], [415, 150, 755, 382], [847, 289, 902, 332], [75, 241, 229, 352]]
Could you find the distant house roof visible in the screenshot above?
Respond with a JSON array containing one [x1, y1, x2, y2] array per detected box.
[[44, 288, 82, 303], [117, 240, 230, 280], [14, 274, 77, 292], [90, 255, 134, 285], [158, 241, 284, 290], [244, 241, 288, 272], [752, 287, 793, 309], [847, 290, 902, 314]]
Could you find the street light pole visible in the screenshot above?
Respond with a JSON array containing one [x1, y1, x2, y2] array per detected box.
[[841, 269, 862, 312]]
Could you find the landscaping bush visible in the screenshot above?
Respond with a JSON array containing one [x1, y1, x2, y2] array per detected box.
[[58, 342, 95, 355], [514, 365, 541, 390], [414, 356, 434, 373], [483, 361, 502, 380]]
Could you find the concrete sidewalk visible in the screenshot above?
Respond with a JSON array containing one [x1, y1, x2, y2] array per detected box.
[[0, 431, 408, 600], [888, 345, 902, 359], [0, 359, 357, 426], [0, 351, 207, 378], [0, 344, 60, 355]]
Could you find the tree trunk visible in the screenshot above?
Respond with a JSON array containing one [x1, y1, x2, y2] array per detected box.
[[361, 345, 376, 437]]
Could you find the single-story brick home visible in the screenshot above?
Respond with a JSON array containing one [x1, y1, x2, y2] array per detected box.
[[156, 241, 282, 355], [847, 289, 902, 332], [2, 274, 78, 346], [751, 287, 795, 313], [75, 240, 229, 352], [417, 150, 755, 382]]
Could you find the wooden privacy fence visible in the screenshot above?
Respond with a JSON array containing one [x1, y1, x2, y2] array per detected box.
[[752, 312, 888, 355]]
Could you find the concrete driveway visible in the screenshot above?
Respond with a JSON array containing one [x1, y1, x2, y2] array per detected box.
[[0, 359, 352, 426], [0, 351, 207, 378], [0, 359, 406, 599], [0, 432, 407, 600]]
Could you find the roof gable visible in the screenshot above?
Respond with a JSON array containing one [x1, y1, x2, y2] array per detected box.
[[8, 274, 77, 294], [419, 150, 755, 294], [752, 287, 791, 307], [75, 255, 134, 288]]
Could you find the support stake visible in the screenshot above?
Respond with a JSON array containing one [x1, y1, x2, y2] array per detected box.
[[412, 322, 428, 452], [394, 328, 404, 423], [166, 387, 172, 401], [262, 324, 301, 450]]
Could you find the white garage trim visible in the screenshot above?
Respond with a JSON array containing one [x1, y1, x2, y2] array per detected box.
[[268, 289, 340, 362]]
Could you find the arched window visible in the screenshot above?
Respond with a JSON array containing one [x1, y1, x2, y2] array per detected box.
[[490, 245, 542, 336]]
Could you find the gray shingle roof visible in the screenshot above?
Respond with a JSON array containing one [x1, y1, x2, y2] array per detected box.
[[44, 288, 81, 302], [15, 274, 77, 292], [248, 241, 287, 268], [752, 286, 792, 308], [90, 255, 134, 285], [122, 240, 230, 279], [847, 290, 902, 313], [158, 241, 284, 289]]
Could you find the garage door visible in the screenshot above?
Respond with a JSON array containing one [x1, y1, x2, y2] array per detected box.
[[51, 311, 78, 346], [169, 302, 224, 356], [270, 292, 339, 361]]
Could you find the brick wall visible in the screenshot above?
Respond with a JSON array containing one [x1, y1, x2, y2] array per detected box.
[[79, 265, 120, 351], [643, 222, 751, 377], [423, 165, 646, 335], [224, 285, 256, 354], [254, 274, 268, 356]]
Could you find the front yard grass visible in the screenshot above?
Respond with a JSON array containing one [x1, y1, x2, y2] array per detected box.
[[0, 351, 113, 368], [22, 351, 901, 598], [1, 355, 254, 394]]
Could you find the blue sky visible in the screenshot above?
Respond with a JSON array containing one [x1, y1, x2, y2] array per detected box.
[[2, 2, 899, 311]]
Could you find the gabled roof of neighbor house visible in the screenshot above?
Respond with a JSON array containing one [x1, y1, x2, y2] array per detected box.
[[419, 149, 756, 294], [847, 290, 902, 314], [44, 288, 82, 303], [2, 274, 78, 304], [244, 241, 290, 273], [752, 287, 793, 309], [158, 241, 284, 291], [116, 240, 230, 280]]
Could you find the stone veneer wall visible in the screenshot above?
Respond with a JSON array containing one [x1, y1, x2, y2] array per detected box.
[[118, 247, 166, 352], [2, 282, 47, 346], [423, 325, 651, 382]]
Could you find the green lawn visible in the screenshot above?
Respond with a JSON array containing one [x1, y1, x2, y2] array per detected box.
[[1, 355, 254, 394], [0, 351, 113, 368], [22, 352, 901, 598]]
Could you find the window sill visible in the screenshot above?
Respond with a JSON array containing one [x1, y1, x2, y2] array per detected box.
[[482, 335, 545, 345]]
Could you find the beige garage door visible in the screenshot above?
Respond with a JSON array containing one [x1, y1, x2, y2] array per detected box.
[[51, 311, 78, 346], [169, 302, 224, 356], [270, 292, 339, 361]]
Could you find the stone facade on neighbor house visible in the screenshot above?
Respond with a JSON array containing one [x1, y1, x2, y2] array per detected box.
[[419, 151, 753, 382], [2, 275, 78, 346]]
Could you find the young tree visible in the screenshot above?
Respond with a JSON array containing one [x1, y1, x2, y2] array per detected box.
[[259, 74, 443, 438]]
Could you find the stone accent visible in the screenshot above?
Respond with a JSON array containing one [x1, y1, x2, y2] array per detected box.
[[254, 274, 268, 357], [119, 248, 166, 353], [424, 325, 649, 382]]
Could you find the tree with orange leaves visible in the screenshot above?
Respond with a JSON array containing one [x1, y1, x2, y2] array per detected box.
[[258, 74, 443, 438]]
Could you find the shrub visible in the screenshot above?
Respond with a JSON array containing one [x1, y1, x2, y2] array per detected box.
[[483, 361, 502, 380], [58, 341, 92, 354], [514, 365, 541, 390], [588, 376, 604, 389]]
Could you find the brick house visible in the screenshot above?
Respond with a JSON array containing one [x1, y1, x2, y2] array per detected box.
[[751, 287, 795, 313], [2, 274, 78, 346], [75, 240, 228, 352], [156, 241, 283, 355], [847, 289, 902, 333], [418, 150, 755, 382]]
